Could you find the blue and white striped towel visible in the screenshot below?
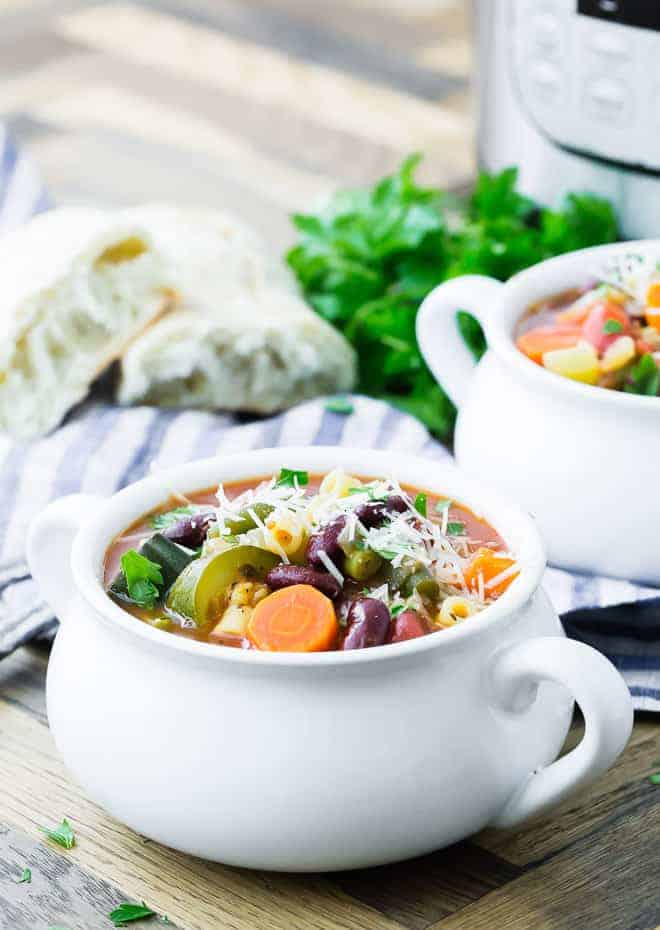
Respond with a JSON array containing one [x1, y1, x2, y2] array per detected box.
[[1, 131, 658, 712]]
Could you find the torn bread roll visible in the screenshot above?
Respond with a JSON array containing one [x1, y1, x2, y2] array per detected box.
[[116, 204, 356, 413], [0, 206, 173, 439], [121, 204, 297, 305], [117, 287, 357, 413]]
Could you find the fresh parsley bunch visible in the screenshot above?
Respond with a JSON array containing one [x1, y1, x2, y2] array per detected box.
[[287, 155, 618, 438]]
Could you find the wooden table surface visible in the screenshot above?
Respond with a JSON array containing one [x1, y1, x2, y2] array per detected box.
[[0, 2, 658, 929]]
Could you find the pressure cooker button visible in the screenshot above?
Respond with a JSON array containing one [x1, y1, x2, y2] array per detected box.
[[527, 61, 564, 105], [530, 12, 563, 60], [586, 29, 631, 65], [583, 77, 631, 126]]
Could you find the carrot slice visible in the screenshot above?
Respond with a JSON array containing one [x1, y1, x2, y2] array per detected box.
[[516, 326, 582, 365], [463, 548, 519, 598], [645, 309, 660, 332], [647, 283, 660, 308], [247, 584, 339, 652]]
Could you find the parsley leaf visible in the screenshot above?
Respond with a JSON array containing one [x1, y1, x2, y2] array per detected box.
[[435, 498, 452, 513], [624, 353, 660, 396], [446, 522, 465, 536], [40, 818, 75, 850], [287, 156, 618, 439], [649, 773, 660, 785], [109, 902, 157, 927], [603, 318, 623, 334], [325, 396, 354, 415], [275, 468, 309, 488], [413, 493, 427, 517], [150, 506, 195, 530], [17, 867, 31, 884], [120, 550, 163, 609]]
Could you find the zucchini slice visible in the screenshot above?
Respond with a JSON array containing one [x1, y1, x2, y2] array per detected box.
[[167, 545, 279, 626]]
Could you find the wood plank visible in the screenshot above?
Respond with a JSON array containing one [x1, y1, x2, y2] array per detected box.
[[0, 701, 407, 930], [31, 83, 339, 210], [334, 844, 522, 930], [13, 45, 408, 188], [0, 822, 178, 930], [56, 4, 473, 155], [476, 717, 660, 866], [138, 0, 465, 101], [429, 791, 660, 930]]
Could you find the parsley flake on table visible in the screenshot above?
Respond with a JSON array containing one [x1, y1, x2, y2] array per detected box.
[[16, 867, 31, 884], [649, 773, 660, 786], [40, 817, 75, 850], [325, 396, 354, 415], [275, 468, 309, 488], [109, 902, 157, 927], [287, 155, 618, 439], [120, 550, 164, 609]]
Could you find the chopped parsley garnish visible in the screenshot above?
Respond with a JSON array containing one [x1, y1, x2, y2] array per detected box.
[[348, 486, 386, 501], [109, 902, 157, 927], [390, 603, 406, 617], [413, 493, 427, 517], [40, 818, 75, 850], [435, 498, 452, 513], [325, 396, 354, 415], [625, 353, 660, 396], [16, 867, 31, 884], [603, 318, 623, 334], [649, 773, 660, 785], [275, 468, 309, 488], [446, 522, 465, 536], [150, 506, 195, 530], [120, 550, 163, 609]]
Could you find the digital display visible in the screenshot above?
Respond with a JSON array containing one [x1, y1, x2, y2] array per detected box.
[[578, 0, 660, 31]]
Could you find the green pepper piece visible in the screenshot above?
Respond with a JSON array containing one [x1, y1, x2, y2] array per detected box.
[[167, 545, 279, 626]]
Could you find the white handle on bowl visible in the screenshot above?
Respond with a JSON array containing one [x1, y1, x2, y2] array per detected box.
[[489, 636, 633, 828], [416, 275, 504, 407], [26, 494, 102, 623]]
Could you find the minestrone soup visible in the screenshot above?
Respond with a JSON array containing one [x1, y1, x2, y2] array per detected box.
[[104, 468, 519, 652], [516, 253, 660, 395]]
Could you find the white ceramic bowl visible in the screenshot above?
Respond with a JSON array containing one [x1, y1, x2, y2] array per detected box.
[[27, 447, 633, 871], [417, 241, 660, 584]]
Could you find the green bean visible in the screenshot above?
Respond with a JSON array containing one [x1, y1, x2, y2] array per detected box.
[[343, 547, 383, 581], [224, 503, 274, 535]]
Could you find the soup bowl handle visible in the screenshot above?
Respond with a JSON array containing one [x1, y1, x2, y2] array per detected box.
[[416, 275, 504, 407], [27, 494, 103, 624], [489, 636, 633, 828]]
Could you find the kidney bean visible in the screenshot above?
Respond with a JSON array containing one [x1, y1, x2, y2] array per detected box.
[[306, 515, 347, 568], [266, 564, 341, 599], [163, 512, 214, 548], [389, 609, 428, 644], [342, 597, 391, 650], [354, 495, 409, 528]]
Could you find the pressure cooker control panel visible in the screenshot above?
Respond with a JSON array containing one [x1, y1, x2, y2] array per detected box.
[[511, 0, 660, 171]]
